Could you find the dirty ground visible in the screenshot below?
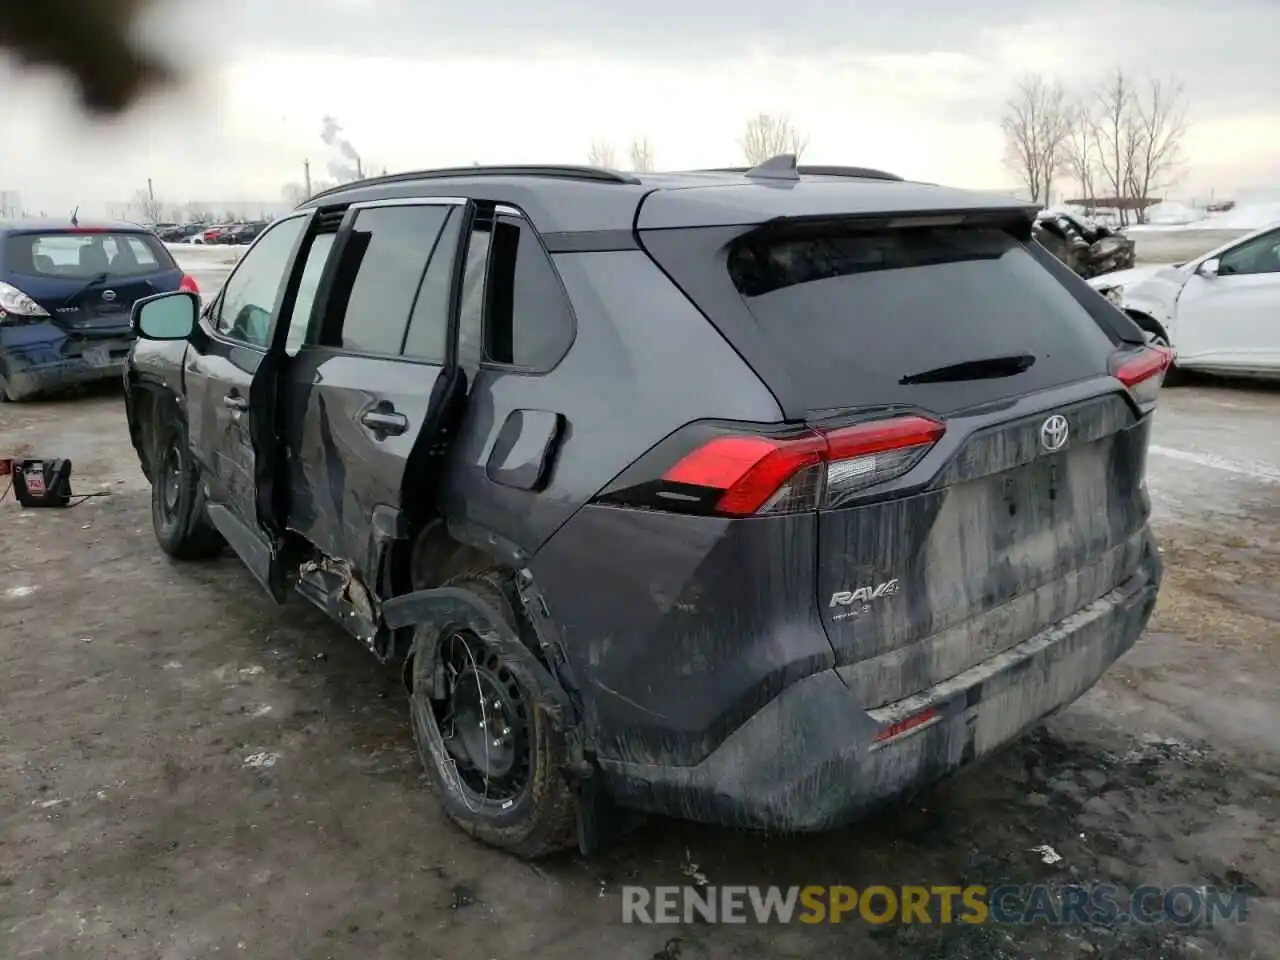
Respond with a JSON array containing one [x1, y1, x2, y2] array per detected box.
[[2, 380, 1278, 960]]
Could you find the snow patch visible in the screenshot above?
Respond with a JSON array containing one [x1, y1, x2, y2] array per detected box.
[[243, 752, 279, 770], [1198, 202, 1280, 231], [1125, 202, 1280, 233], [4, 585, 37, 599], [1031, 844, 1064, 865]]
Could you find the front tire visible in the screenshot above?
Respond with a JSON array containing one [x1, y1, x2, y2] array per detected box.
[[150, 413, 225, 560], [408, 570, 579, 859]]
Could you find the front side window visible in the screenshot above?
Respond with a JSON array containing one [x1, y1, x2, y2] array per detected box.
[[214, 216, 306, 347], [283, 232, 336, 353], [1218, 229, 1280, 277]]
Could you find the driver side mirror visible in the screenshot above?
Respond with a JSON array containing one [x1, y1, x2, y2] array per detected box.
[[1197, 257, 1221, 279], [132, 291, 198, 341]]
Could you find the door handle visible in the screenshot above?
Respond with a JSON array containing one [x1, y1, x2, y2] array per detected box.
[[222, 394, 248, 411], [360, 409, 409, 436]]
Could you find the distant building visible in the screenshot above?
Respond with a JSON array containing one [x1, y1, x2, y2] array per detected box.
[[0, 190, 22, 218]]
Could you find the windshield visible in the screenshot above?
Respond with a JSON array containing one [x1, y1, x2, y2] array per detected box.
[[4, 231, 176, 280]]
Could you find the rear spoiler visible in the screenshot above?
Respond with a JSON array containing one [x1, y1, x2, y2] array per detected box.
[[636, 177, 1039, 230], [737, 208, 1038, 243]]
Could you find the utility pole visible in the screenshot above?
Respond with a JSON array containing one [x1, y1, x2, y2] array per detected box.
[[147, 178, 155, 202], [303, 158, 312, 199], [356, 156, 363, 180]]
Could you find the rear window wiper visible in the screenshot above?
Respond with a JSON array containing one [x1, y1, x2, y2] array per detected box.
[[66, 271, 110, 303], [899, 352, 1036, 385]]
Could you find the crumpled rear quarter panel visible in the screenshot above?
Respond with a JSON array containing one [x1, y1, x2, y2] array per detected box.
[[528, 507, 833, 767]]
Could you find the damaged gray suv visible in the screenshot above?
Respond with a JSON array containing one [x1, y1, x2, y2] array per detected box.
[[123, 157, 1169, 857]]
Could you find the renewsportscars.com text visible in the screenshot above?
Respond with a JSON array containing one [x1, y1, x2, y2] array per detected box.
[[621, 884, 1250, 926]]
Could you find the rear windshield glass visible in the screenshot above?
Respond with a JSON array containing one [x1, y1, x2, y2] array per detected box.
[[725, 225, 1117, 412], [4, 231, 175, 279]]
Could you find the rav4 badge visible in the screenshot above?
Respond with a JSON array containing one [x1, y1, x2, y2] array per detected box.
[[830, 579, 901, 607]]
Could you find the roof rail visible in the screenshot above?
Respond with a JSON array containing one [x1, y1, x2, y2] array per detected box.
[[699, 162, 904, 182], [307, 164, 642, 201]]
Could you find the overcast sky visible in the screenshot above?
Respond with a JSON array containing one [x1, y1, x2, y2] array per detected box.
[[1, 0, 1276, 215]]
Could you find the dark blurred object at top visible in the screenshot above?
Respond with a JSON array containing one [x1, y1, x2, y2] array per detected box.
[[0, 0, 175, 115]]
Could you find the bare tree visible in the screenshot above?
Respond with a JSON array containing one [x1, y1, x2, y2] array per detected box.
[[1000, 74, 1071, 207], [740, 113, 808, 164], [1089, 68, 1142, 227], [1060, 101, 1098, 211], [587, 140, 616, 168], [628, 136, 656, 172], [133, 187, 164, 225], [1129, 76, 1188, 223]]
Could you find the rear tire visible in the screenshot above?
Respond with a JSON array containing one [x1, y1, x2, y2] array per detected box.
[[408, 570, 579, 859], [150, 412, 225, 560]]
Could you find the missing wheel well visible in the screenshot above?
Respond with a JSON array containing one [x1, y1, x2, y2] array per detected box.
[[1124, 310, 1169, 344]]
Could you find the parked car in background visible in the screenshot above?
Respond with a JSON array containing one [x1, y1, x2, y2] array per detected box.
[[199, 223, 240, 244], [123, 159, 1167, 858], [1088, 221, 1280, 378], [0, 218, 200, 400], [219, 221, 268, 244], [157, 223, 205, 243], [1034, 210, 1135, 279]]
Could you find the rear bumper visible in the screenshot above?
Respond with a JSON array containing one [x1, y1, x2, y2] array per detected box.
[[0, 335, 132, 399], [599, 546, 1161, 831]]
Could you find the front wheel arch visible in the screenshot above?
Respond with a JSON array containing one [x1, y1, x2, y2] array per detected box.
[[126, 379, 187, 482]]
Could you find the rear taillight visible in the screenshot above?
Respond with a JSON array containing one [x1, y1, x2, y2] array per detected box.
[[0, 280, 49, 324], [1113, 345, 1172, 411], [179, 274, 200, 294], [602, 415, 945, 518]]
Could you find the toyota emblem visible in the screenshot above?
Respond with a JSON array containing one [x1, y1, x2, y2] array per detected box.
[[101, 289, 117, 302], [1040, 414, 1069, 452]]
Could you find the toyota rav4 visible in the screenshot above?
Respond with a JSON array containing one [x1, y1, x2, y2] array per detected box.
[[123, 158, 1168, 858]]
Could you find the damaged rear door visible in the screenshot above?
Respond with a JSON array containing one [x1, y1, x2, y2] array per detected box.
[[281, 197, 479, 645]]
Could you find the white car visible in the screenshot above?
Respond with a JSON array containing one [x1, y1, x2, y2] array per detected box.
[[1088, 222, 1280, 379]]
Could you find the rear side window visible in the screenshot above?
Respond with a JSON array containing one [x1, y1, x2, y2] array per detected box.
[[323, 204, 457, 360], [722, 224, 1118, 413], [4, 231, 174, 279], [481, 214, 574, 370], [402, 208, 463, 362]]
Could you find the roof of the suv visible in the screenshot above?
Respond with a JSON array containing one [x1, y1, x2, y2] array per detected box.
[[296, 161, 1037, 238]]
